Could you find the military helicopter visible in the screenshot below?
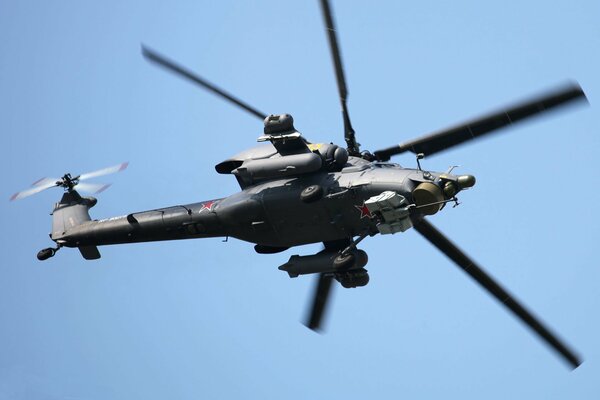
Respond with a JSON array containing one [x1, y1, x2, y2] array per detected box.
[[11, 0, 587, 369]]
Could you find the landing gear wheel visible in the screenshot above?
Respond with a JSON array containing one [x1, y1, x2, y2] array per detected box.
[[300, 185, 323, 203], [333, 252, 355, 270], [337, 268, 370, 288]]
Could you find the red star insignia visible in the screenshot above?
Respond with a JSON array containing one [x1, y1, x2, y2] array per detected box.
[[200, 200, 216, 213], [355, 203, 373, 219]]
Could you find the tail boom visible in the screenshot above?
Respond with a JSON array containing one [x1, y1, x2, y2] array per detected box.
[[51, 194, 226, 253]]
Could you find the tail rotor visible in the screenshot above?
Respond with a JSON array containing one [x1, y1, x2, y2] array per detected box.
[[9, 162, 128, 201]]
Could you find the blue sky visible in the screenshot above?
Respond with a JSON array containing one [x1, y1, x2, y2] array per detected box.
[[1, 0, 599, 398]]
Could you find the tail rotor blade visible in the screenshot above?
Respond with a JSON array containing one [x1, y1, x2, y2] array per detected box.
[[78, 162, 128, 181], [413, 218, 582, 369], [76, 182, 111, 194], [10, 180, 58, 201], [31, 177, 57, 187], [374, 83, 587, 160], [305, 273, 335, 331]]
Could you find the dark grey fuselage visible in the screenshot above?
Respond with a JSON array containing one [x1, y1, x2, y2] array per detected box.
[[53, 158, 434, 250]]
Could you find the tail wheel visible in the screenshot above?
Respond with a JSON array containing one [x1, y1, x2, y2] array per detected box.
[[37, 247, 56, 261]]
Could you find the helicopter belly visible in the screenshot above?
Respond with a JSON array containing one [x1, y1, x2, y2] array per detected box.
[[260, 189, 343, 246], [247, 177, 374, 247]]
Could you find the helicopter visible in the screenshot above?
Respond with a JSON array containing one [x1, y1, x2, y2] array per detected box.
[[10, 0, 587, 369]]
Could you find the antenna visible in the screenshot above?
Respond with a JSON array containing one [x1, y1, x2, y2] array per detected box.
[[416, 153, 425, 171]]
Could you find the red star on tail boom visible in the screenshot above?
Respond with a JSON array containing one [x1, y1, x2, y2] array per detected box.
[[199, 200, 216, 213]]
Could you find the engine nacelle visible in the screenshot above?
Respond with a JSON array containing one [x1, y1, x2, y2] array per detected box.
[[310, 143, 349, 170], [233, 152, 322, 182]]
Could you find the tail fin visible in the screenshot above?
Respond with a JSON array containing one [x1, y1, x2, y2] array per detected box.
[[51, 190, 101, 259]]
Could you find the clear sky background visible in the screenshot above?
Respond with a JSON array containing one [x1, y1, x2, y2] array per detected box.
[[1, 0, 599, 398]]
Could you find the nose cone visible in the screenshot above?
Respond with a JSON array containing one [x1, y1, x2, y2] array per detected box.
[[457, 175, 476, 189]]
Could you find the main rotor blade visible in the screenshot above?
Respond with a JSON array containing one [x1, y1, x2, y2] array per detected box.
[[142, 46, 267, 121], [413, 218, 581, 369], [78, 162, 128, 181], [305, 273, 335, 331], [10, 180, 58, 201], [319, 0, 359, 156], [374, 83, 587, 160]]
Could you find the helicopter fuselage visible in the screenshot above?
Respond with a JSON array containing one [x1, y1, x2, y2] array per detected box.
[[51, 158, 453, 252]]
